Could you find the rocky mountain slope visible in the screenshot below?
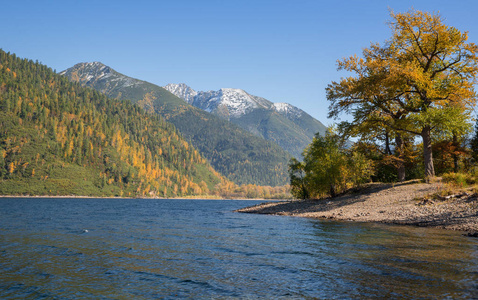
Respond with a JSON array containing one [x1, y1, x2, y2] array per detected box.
[[164, 83, 327, 158], [61, 63, 291, 186]]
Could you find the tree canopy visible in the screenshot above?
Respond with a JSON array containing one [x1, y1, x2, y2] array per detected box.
[[327, 9, 478, 178], [288, 129, 373, 199]]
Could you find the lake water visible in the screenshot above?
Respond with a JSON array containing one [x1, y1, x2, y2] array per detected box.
[[0, 198, 477, 299]]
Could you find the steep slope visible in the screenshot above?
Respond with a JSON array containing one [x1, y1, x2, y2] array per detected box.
[[61, 63, 291, 186], [0, 50, 224, 197], [164, 84, 327, 158]]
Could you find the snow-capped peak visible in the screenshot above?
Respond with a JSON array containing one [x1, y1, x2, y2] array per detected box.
[[164, 84, 304, 119], [195, 88, 260, 117], [84, 61, 106, 68], [61, 62, 140, 89], [163, 83, 197, 104]]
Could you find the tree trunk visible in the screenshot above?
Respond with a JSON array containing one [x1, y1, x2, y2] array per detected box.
[[452, 134, 459, 173], [330, 184, 337, 198], [301, 183, 309, 200], [421, 126, 435, 178], [385, 130, 392, 155], [453, 155, 459, 173], [395, 134, 406, 182]]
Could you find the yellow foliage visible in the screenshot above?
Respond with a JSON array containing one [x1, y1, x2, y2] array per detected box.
[[8, 162, 15, 174], [327, 9, 478, 178]]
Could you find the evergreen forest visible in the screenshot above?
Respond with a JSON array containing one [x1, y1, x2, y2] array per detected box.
[[0, 49, 228, 197], [61, 63, 291, 186]]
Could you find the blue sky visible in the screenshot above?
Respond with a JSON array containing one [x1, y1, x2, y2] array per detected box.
[[2, 0, 478, 124]]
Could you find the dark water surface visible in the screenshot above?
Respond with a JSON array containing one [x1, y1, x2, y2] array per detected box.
[[0, 198, 477, 299]]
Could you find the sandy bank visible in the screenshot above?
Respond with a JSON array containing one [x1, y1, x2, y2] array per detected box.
[[236, 181, 478, 235]]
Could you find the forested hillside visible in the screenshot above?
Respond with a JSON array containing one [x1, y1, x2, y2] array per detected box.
[[0, 50, 225, 197], [61, 63, 291, 186]]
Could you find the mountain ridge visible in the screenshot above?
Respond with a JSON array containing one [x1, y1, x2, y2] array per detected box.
[[61, 62, 291, 186], [163, 83, 327, 158]]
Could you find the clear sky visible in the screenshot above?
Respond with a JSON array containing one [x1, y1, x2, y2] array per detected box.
[[2, 0, 478, 124]]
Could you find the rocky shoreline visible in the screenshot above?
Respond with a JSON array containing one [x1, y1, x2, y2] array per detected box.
[[236, 181, 478, 236]]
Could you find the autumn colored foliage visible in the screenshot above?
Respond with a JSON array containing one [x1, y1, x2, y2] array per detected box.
[[327, 9, 478, 180], [0, 49, 226, 197]]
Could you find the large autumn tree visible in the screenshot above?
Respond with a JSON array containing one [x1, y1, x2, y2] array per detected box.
[[327, 9, 478, 178]]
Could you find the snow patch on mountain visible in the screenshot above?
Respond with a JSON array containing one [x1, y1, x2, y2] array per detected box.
[[164, 83, 309, 120], [164, 83, 197, 104], [273, 102, 292, 112], [165, 84, 263, 117], [213, 88, 259, 117], [166, 84, 275, 118], [273, 102, 303, 118], [61, 62, 141, 89]]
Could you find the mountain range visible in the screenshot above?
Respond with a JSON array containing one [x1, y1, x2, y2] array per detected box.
[[163, 84, 326, 158], [60, 62, 292, 186], [0, 50, 226, 197]]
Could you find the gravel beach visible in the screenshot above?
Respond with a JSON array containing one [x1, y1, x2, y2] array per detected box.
[[236, 181, 478, 235]]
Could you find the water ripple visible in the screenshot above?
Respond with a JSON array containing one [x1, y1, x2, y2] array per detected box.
[[0, 198, 477, 299]]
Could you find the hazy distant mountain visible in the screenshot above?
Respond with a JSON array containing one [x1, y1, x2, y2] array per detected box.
[[61, 62, 291, 186], [164, 83, 327, 158]]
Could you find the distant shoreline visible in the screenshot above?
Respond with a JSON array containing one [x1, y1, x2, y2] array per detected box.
[[236, 181, 478, 236], [0, 195, 278, 201], [0, 195, 129, 199]]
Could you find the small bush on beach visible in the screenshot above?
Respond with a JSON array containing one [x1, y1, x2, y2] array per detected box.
[[441, 172, 476, 187]]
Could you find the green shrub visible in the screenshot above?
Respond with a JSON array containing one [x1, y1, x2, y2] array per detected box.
[[441, 172, 475, 187], [289, 129, 373, 199]]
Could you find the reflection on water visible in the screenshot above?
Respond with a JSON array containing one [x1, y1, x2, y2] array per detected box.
[[0, 198, 477, 299]]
